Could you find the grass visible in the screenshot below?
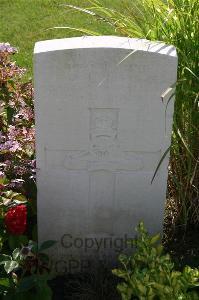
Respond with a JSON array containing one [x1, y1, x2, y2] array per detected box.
[[0, 0, 124, 78]]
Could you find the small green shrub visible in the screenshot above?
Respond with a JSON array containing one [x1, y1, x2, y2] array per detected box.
[[113, 222, 199, 300], [0, 240, 56, 299]]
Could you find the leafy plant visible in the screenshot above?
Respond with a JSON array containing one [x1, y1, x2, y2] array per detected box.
[[0, 43, 36, 244], [0, 43, 45, 299], [0, 43, 35, 184], [0, 240, 56, 299], [60, 0, 199, 226], [113, 222, 199, 299]]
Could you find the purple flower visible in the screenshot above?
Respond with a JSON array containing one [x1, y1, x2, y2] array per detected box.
[[0, 43, 17, 53]]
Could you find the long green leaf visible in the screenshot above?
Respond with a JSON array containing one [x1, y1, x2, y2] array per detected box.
[[151, 147, 171, 184]]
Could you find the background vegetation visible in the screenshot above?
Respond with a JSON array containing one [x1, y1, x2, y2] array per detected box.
[[0, 0, 124, 78]]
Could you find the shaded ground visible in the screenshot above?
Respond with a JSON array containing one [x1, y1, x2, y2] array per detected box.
[[163, 198, 199, 270], [51, 266, 121, 300], [164, 225, 199, 270]]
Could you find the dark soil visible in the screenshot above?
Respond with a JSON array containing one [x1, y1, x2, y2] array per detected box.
[[163, 198, 199, 270], [164, 225, 199, 269], [50, 266, 121, 300]]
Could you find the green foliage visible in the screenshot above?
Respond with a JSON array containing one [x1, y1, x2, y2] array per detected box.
[[65, 0, 199, 226], [0, 240, 56, 299], [0, 0, 120, 78], [113, 222, 199, 300], [0, 43, 55, 299]]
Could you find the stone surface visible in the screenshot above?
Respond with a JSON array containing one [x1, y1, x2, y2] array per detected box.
[[34, 36, 177, 272]]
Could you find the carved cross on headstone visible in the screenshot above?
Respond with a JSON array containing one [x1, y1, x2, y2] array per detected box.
[[45, 108, 160, 233]]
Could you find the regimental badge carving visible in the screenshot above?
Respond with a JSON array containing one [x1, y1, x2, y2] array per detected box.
[[89, 108, 119, 158], [45, 108, 161, 172]]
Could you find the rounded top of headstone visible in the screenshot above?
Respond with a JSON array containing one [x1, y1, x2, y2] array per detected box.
[[34, 36, 177, 57]]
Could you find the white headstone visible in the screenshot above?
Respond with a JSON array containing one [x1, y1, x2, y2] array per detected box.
[[34, 36, 177, 273]]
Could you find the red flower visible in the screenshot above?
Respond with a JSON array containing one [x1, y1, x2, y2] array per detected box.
[[5, 205, 27, 235]]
